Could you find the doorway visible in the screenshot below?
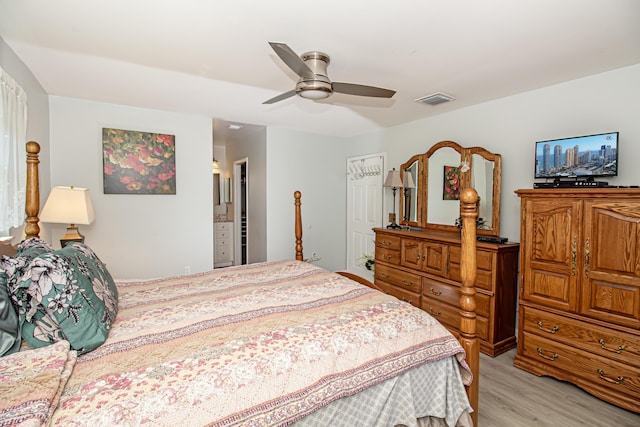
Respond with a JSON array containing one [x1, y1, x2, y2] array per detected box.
[[346, 153, 386, 282], [233, 158, 248, 265]]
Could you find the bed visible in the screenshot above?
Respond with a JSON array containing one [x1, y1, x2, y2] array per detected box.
[[0, 141, 480, 426]]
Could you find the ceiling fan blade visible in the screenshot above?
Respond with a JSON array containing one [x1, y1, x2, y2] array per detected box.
[[332, 82, 396, 98], [269, 42, 315, 79], [263, 89, 297, 105]]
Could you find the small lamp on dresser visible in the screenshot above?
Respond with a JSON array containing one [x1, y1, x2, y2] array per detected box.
[[40, 186, 95, 247], [384, 168, 404, 229]]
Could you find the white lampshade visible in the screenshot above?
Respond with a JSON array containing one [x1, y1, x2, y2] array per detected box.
[[40, 186, 95, 247], [40, 186, 95, 225], [404, 171, 416, 189], [384, 168, 404, 189]]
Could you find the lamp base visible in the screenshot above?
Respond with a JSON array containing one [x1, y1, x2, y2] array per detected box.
[[60, 224, 85, 247], [386, 212, 402, 229]]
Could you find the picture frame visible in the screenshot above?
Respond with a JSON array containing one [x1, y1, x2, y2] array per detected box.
[[102, 128, 176, 195], [443, 165, 460, 200]]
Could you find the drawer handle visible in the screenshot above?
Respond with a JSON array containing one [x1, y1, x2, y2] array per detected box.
[[401, 278, 414, 287], [536, 321, 559, 334], [598, 339, 627, 354], [536, 347, 558, 361], [380, 272, 389, 279], [429, 307, 441, 317], [429, 287, 442, 296], [571, 236, 577, 276], [597, 369, 624, 385], [584, 238, 590, 278]]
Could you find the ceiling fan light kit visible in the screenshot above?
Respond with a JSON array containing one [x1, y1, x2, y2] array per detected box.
[[264, 42, 396, 105]]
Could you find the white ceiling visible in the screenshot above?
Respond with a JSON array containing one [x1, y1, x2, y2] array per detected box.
[[1, 0, 639, 139]]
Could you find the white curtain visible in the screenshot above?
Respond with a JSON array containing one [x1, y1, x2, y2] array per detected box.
[[0, 66, 28, 233]]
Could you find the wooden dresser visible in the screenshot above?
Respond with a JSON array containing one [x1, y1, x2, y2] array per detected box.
[[515, 189, 640, 413], [373, 227, 519, 356]]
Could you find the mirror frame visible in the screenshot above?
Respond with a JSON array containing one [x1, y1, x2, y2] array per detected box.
[[398, 140, 502, 237], [468, 146, 502, 237]]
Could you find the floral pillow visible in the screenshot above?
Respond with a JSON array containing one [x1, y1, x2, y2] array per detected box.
[[12, 242, 118, 354]]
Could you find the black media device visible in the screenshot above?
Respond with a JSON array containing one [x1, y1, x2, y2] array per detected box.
[[533, 131, 618, 188], [477, 236, 508, 244]]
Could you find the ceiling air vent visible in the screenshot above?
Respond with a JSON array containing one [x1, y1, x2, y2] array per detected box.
[[415, 92, 455, 106]]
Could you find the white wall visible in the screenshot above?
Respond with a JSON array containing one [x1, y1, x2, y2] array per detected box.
[[49, 97, 213, 279], [348, 64, 640, 243], [266, 128, 350, 270]]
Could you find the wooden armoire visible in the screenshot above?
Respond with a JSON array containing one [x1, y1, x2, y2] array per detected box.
[[515, 188, 640, 413]]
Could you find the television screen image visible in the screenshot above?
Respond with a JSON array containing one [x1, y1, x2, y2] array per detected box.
[[534, 132, 618, 179]]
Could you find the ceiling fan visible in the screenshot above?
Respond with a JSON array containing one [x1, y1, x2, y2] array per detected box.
[[263, 42, 396, 104]]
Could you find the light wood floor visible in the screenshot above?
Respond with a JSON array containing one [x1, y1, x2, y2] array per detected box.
[[477, 349, 639, 427]]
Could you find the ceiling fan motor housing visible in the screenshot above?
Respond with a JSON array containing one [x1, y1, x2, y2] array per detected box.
[[296, 51, 332, 99]]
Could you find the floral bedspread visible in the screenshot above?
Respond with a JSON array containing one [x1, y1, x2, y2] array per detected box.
[[48, 260, 470, 426], [0, 341, 76, 426]]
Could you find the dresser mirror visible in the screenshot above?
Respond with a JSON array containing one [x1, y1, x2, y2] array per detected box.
[[398, 140, 502, 237], [399, 156, 422, 226]]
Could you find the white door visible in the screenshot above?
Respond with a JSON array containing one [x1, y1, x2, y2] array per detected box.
[[346, 153, 385, 282]]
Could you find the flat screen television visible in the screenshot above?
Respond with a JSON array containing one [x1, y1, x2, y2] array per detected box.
[[535, 132, 618, 179]]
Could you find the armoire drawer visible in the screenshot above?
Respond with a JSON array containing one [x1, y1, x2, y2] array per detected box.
[[522, 305, 640, 367], [376, 280, 420, 308], [422, 277, 491, 318], [375, 264, 421, 292], [521, 332, 640, 397], [422, 296, 489, 341]]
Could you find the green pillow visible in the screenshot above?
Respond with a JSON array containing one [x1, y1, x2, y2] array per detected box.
[[14, 243, 118, 354]]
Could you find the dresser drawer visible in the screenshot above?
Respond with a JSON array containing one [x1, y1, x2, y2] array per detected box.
[[421, 278, 491, 318], [448, 246, 495, 291], [375, 264, 420, 292], [375, 234, 401, 251], [448, 264, 493, 291], [216, 229, 231, 239], [521, 332, 640, 397], [375, 248, 400, 265], [422, 296, 489, 341], [215, 238, 231, 246], [215, 222, 232, 231], [522, 305, 640, 367], [449, 246, 495, 271], [376, 280, 420, 308], [215, 246, 232, 261]]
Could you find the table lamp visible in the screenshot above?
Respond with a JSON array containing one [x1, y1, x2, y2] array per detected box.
[[40, 186, 95, 247], [384, 168, 404, 229]]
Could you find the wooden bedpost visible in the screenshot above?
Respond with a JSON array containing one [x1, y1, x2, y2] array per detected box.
[[24, 141, 41, 239], [460, 187, 479, 426], [294, 191, 303, 261]]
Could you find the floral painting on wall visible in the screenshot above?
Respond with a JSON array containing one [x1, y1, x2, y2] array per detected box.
[[443, 165, 460, 200], [102, 128, 176, 194]]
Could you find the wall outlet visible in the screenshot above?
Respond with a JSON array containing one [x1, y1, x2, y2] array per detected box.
[[184, 266, 191, 275], [309, 251, 320, 262]]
